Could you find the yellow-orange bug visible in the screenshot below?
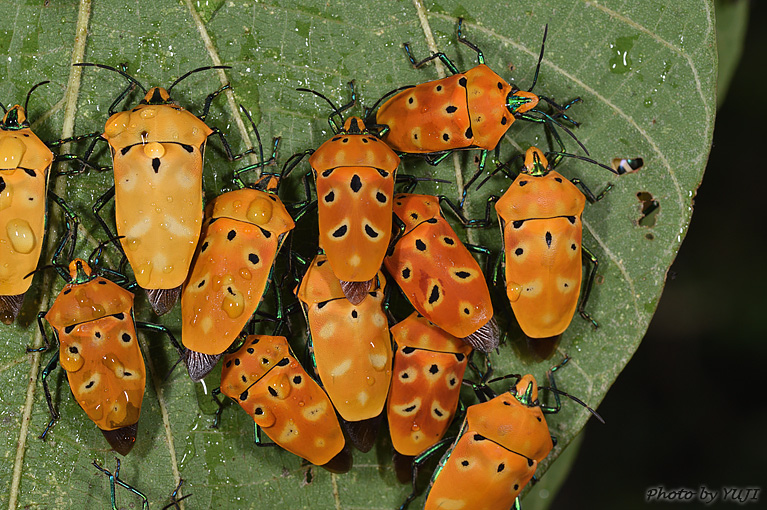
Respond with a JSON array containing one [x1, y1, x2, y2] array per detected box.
[[295, 253, 393, 450], [0, 82, 85, 324], [371, 21, 582, 205], [493, 147, 613, 339], [387, 313, 471, 463], [181, 131, 295, 381], [75, 63, 252, 315], [297, 84, 400, 304], [218, 334, 352, 473], [384, 193, 498, 351]]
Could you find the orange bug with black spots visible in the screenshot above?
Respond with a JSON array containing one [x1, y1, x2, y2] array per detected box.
[[73, 63, 255, 316], [36, 230, 181, 455], [216, 333, 352, 473], [384, 192, 498, 352], [486, 147, 615, 340], [400, 360, 603, 510], [387, 312, 472, 482], [181, 117, 297, 381], [369, 20, 584, 206], [293, 83, 399, 304], [295, 253, 392, 451]]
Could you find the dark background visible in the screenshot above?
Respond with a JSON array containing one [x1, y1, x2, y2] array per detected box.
[[552, 2, 766, 509]]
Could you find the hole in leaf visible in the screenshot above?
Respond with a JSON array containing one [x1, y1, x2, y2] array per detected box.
[[612, 157, 644, 174], [636, 191, 659, 227]]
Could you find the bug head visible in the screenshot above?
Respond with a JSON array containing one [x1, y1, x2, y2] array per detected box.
[[140, 86, 174, 105], [67, 258, 95, 284], [520, 147, 551, 177], [506, 89, 540, 117], [510, 374, 540, 407], [0, 81, 51, 130]]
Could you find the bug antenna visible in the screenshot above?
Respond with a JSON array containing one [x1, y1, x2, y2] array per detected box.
[[296, 87, 342, 116], [239, 104, 266, 174], [88, 235, 125, 267], [0, 101, 6, 114], [476, 153, 524, 190], [539, 385, 605, 424], [526, 110, 590, 155], [23, 264, 70, 281], [547, 151, 620, 175], [24, 81, 51, 114], [528, 24, 548, 92], [167, 65, 232, 93], [74, 63, 148, 93]]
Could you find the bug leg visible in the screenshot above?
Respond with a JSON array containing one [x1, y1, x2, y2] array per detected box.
[[579, 245, 600, 329], [200, 83, 229, 121], [253, 423, 278, 447], [136, 322, 184, 356], [455, 18, 485, 65], [56, 134, 106, 176], [93, 458, 149, 510], [399, 437, 456, 510], [38, 346, 61, 439], [211, 387, 228, 428], [438, 194, 498, 228], [570, 178, 612, 203], [27, 311, 53, 353], [93, 186, 124, 255], [161, 479, 192, 510], [403, 43, 460, 75]]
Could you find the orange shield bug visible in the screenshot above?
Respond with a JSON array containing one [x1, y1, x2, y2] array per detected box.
[[384, 193, 498, 351], [387, 313, 471, 464], [402, 361, 603, 510], [491, 147, 615, 339], [75, 63, 254, 315], [218, 334, 352, 473], [370, 20, 583, 205], [0, 82, 93, 324], [296, 83, 400, 304], [181, 123, 295, 381], [295, 253, 393, 450]]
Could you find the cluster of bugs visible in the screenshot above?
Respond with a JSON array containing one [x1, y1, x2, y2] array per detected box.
[[2, 19, 621, 510]]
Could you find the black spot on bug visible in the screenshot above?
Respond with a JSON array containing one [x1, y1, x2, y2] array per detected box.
[[571, 243, 577, 251], [455, 353, 465, 362], [65, 325, 75, 334], [513, 220, 524, 229], [455, 270, 471, 279], [293, 375, 302, 384], [85, 380, 95, 389], [555, 177, 563, 183], [436, 85, 443, 91], [415, 239, 426, 251], [428, 285, 440, 304], [68, 346, 78, 354], [463, 307, 470, 315], [528, 459, 534, 467], [497, 82, 504, 90], [227, 230, 237, 241], [425, 218, 438, 224], [446, 105, 458, 114], [410, 212, 419, 220], [458, 77, 467, 87], [377, 169, 390, 178], [277, 358, 290, 367], [241, 375, 247, 382], [365, 225, 379, 238], [537, 416, 542, 422], [402, 347, 416, 354], [473, 434, 486, 442], [413, 133, 418, 140], [332, 136, 341, 142], [465, 127, 473, 138], [152, 158, 161, 173], [351, 310, 358, 319], [368, 137, 378, 142], [122, 333, 131, 342], [408, 97, 414, 104], [247, 347, 254, 354], [443, 133, 450, 141], [545, 231, 552, 247], [443, 237, 454, 245], [497, 463, 505, 472], [429, 364, 439, 374], [120, 146, 131, 156], [23, 168, 36, 178], [350, 175, 362, 192], [317, 301, 328, 310], [514, 484, 519, 491], [261, 357, 269, 364], [401, 372, 409, 379], [98, 281, 107, 285], [251, 337, 260, 344], [114, 312, 125, 320], [449, 377, 457, 386], [461, 460, 469, 466], [332, 225, 348, 238], [567, 216, 576, 224], [63, 289, 71, 295], [249, 253, 260, 264], [324, 190, 335, 203], [227, 286, 236, 296], [403, 404, 416, 413], [342, 137, 349, 143], [519, 180, 528, 186], [259, 227, 272, 239], [181, 144, 194, 153], [201, 241, 209, 252], [401, 267, 411, 280], [501, 116, 508, 125], [515, 248, 523, 256], [240, 390, 249, 401], [322, 168, 333, 178], [254, 407, 264, 415], [376, 192, 387, 203], [0, 178, 6, 193], [124, 371, 132, 376], [362, 138, 369, 144], [434, 408, 444, 417], [226, 360, 232, 368], [503, 401, 511, 406], [234, 358, 241, 366], [197, 280, 206, 288]]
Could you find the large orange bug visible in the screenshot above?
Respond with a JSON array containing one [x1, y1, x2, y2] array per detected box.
[[369, 20, 584, 205], [181, 115, 297, 381], [72, 63, 255, 316], [0, 82, 96, 324], [485, 147, 615, 339], [293, 83, 399, 304], [37, 233, 182, 455], [295, 253, 393, 451], [387, 312, 472, 480], [401, 360, 603, 510], [216, 333, 352, 473], [384, 192, 498, 352]]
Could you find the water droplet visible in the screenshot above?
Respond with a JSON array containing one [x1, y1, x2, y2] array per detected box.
[[608, 35, 638, 74]]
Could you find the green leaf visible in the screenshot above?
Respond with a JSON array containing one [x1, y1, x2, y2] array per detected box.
[[0, 1, 715, 509]]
